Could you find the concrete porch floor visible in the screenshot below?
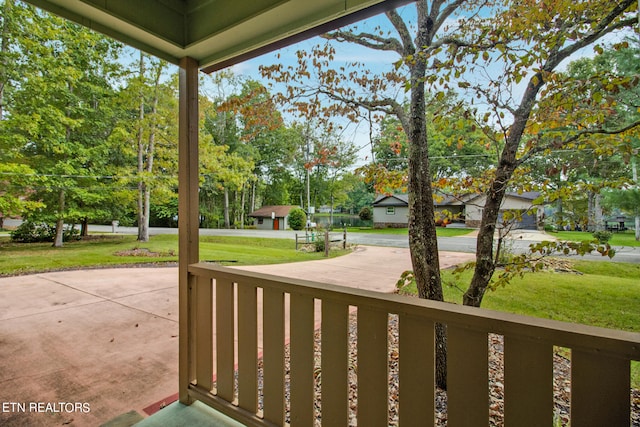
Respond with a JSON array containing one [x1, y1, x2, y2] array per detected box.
[[133, 401, 244, 427]]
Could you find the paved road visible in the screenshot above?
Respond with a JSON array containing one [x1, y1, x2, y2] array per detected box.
[[90, 222, 640, 264], [4, 219, 640, 263]]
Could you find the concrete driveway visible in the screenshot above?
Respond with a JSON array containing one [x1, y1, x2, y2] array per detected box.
[[0, 246, 474, 426]]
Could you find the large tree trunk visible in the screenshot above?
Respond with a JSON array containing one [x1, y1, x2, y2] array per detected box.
[[587, 192, 595, 232], [138, 184, 150, 241], [224, 187, 230, 229], [632, 158, 640, 241], [634, 159, 640, 241], [142, 73, 159, 239], [404, 4, 446, 390], [136, 53, 149, 242], [81, 217, 89, 237], [329, 194, 334, 227], [588, 191, 604, 232], [136, 54, 161, 242], [240, 186, 246, 229], [464, 74, 542, 307], [53, 189, 65, 247], [251, 180, 256, 213], [555, 197, 564, 229]]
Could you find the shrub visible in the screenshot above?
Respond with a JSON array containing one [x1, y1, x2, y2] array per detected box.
[[10, 221, 80, 243], [592, 230, 612, 244], [288, 207, 307, 230], [11, 221, 55, 243], [358, 206, 373, 221], [314, 236, 326, 252]]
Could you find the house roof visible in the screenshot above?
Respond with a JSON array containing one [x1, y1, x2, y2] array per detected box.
[[373, 194, 408, 207], [373, 193, 464, 207], [24, 0, 413, 73], [374, 191, 541, 207], [249, 205, 299, 218], [434, 194, 468, 206], [464, 191, 541, 204]]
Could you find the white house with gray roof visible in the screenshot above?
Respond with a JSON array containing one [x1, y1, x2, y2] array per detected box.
[[372, 192, 542, 229]]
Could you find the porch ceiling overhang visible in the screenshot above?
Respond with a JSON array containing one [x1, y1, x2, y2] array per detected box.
[[23, 0, 414, 73]]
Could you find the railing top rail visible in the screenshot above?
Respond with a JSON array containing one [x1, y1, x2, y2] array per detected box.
[[189, 263, 640, 359]]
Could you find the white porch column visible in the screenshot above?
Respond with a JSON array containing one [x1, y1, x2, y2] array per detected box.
[[178, 56, 199, 404]]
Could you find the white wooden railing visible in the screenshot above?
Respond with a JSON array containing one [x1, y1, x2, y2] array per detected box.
[[182, 263, 640, 426]]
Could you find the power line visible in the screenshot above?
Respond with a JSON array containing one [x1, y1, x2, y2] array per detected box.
[[0, 171, 176, 180], [370, 148, 600, 163]]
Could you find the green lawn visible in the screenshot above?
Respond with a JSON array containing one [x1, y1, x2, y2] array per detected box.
[[439, 261, 640, 332], [345, 226, 474, 237], [0, 234, 348, 276], [550, 229, 640, 247], [434, 260, 640, 387]]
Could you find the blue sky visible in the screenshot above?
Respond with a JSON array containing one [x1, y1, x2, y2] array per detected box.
[[219, 7, 414, 166], [204, 3, 633, 167]]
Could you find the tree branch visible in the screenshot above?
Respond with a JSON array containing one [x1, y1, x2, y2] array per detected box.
[[544, 2, 636, 72], [518, 120, 640, 165], [386, 8, 415, 55], [322, 29, 404, 55], [316, 87, 410, 132], [432, 0, 468, 34]]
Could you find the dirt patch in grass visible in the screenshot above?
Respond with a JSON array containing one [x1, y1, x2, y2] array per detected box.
[[114, 247, 175, 257]]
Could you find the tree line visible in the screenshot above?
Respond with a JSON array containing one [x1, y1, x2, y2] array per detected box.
[[0, 1, 374, 243]]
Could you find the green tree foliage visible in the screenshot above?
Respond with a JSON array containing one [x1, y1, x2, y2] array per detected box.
[[444, 0, 639, 306], [529, 48, 639, 232], [108, 53, 179, 241], [343, 179, 375, 215], [358, 206, 372, 221], [0, 2, 43, 227], [201, 73, 260, 229], [287, 207, 306, 230], [1, 5, 123, 245], [362, 93, 498, 195], [604, 188, 640, 240]]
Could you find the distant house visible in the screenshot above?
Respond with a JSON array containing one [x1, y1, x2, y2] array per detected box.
[[371, 194, 410, 228], [372, 192, 542, 229], [249, 205, 299, 230], [463, 192, 542, 229], [372, 193, 466, 228]]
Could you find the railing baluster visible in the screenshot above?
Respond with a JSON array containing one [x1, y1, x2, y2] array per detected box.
[[357, 307, 388, 427], [290, 293, 315, 426], [504, 336, 553, 426], [263, 287, 285, 425], [399, 314, 435, 427], [321, 300, 349, 427], [448, 325, 489, 427], [216, 278, 235, 401], [237, 282, 258, 413], [195, 275, 213, 391], [571, 349, 630, 426]]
